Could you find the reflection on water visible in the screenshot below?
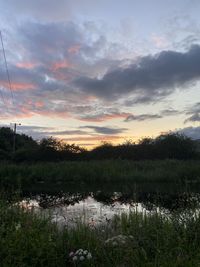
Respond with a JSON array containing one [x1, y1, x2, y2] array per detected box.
[[20, 196, 149, 227], [19, 191, 200, 227], [50, 197, 149, 227]]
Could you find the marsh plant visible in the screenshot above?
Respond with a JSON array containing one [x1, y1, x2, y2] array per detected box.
[[1, 160, 200, 194], [1, 197, 200, 266]]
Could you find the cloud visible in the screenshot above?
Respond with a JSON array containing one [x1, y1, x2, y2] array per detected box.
[[78, 112, 131, 122], [16, 125, 92, 139], [124, 114, 162, 122], [160, 109, 181, 116], [42, 130, 90, 136], [185, 102, 200, 123], [0, 0, 71, 22], [151, 34, 170, 49], [80, 126, 127, 134], [5, 124, 126, 144], [124, 108, 182, 122], [0, 21, 119, 121], [1, 19, 198, 125], [177, 126, 200, 139], [13, 125, 53, 139], [185, 113, 200, 123], [74, 45, 200, 102]]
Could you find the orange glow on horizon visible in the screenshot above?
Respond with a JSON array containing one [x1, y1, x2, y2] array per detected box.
[[60, 134, 135, 150]]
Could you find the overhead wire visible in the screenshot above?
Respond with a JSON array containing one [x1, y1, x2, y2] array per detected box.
[[0, 32, 8, 108], [0, 30, 14, 104]]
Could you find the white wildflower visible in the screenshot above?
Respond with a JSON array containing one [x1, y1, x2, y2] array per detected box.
[[72, 256, 78, 261], [80, 256, 85, 261], [87, 253, 92, 260], [83, 250, 88, 255], [69, 252, 74, 257]]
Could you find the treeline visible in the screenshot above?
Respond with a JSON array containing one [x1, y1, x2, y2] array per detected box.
[[0, 127, 199, 162]]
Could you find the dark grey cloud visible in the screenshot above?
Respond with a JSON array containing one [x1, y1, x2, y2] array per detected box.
[[124, 114, 162, 122], [178, 126, 200, 139], [160, 109, 181, 116], [16, 125, 91, 139], [77, 111, 130, 122], [74, 45, 200, 102], [185, 102, 200, 123], [124, 95, 161, 105], [185, 113, 200, 123], [13, 125, 53, 139], [124, 108, 181, 122], [80, 125, 127, 134], [42, 130, 89, 136], [187, 102, 200, 113], [18, 125, 52, 131]]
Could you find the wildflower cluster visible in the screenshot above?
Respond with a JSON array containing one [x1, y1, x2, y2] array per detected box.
[[69, 249, 92, 262], [105, 234, 135, 247]]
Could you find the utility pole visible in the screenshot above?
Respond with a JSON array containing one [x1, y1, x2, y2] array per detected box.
[[12, 123, 21, 153]]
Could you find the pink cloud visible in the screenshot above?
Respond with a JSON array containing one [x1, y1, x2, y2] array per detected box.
[[68, 44, 81, 54], [50, 60, 72, 71], [16, 62, 38, 69], [78, 112, 131, 122], [35, 101, 44, 108], [1, 81, 36, 91]]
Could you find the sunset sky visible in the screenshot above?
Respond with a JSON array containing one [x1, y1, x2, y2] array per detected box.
[[0, 0, 200, 148]]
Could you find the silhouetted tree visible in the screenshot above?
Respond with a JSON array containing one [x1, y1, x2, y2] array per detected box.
[[0, 127, 198, 162], [154, 133, 197, 159]]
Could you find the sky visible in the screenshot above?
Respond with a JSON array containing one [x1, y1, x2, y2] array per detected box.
[[0, 0, 200, 148]]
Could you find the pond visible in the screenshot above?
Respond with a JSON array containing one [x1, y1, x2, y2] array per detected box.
[[19, 189, 200, 228]]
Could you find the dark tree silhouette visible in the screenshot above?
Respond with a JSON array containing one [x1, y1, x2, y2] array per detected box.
[[0, 127, 198, 162]]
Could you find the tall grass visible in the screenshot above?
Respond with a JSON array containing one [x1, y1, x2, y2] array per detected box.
[[1, 198, 200, 266], [1, 160, 200, 192]]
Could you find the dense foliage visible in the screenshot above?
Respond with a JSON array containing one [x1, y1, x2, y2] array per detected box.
[[0, 127, 199, 162]]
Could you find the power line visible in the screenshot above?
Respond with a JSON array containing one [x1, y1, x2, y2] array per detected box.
[[0, 86, 7, 107], [0, 30, 14, 104], [0, 31, 8, 108]]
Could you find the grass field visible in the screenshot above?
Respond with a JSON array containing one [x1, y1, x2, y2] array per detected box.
[[1, 160, 200, 194]]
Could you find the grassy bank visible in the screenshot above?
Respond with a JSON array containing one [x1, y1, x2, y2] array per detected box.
[[1, 160, 200, 193], [1, 199, 200, 267]]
